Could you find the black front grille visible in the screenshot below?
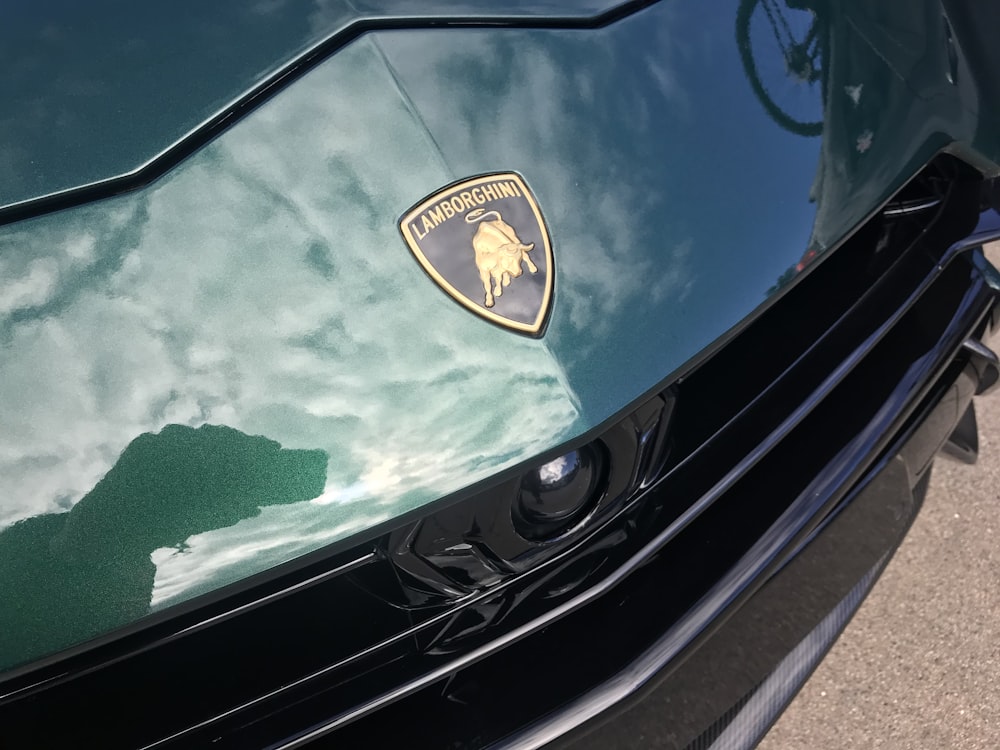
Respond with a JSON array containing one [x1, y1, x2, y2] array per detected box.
[[1, 156, 996, 750]]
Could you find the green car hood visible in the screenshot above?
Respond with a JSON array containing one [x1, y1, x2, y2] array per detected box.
[[1, 0, 998, 673], [1, 0, 638, 213]]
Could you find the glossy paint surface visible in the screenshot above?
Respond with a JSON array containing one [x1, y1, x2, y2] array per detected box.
[[0, 0, 997, 671], [0, 0, 637, 212]]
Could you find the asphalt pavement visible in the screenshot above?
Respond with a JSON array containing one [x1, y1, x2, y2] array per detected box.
[[759, 243, 1000, 749]]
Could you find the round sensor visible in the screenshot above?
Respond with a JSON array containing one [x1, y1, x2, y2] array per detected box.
[[514, 444, 605, 541]]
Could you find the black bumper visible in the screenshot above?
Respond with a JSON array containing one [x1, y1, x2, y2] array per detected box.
[[534, 363, 982, 750]]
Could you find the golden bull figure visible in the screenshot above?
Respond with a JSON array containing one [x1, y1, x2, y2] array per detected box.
[[465, 208, 538, 308]]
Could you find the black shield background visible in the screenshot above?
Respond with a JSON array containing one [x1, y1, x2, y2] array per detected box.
[[402, 176, 551, 330]]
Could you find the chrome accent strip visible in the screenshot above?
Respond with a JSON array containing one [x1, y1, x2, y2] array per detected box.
[[882, 198, 942, 216]]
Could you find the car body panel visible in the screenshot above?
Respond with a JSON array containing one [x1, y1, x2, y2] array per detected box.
[[0, 0, 642, 212], [0, 0, 998, 682]]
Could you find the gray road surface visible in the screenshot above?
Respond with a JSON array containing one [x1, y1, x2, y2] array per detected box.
[[759, 243, 1000, 749]]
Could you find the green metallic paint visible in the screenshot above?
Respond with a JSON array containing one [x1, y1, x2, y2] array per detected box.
[[0, 425, 327, 670], [0, 0, 640, 212], [1, 0, 998, 672]]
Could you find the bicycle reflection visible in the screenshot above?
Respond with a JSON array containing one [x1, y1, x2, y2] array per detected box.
[[740, 0, 944, 293]]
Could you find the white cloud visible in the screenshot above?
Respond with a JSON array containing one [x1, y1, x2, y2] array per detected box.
[[0, 37, 582, 611]]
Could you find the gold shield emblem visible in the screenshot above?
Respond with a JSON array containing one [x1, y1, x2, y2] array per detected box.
[[399, 173, 553, 335]]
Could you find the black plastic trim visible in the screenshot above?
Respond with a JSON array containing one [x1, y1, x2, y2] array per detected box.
[[272, 267, 995, 750]]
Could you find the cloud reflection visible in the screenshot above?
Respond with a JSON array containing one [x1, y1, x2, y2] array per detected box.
[[0, 424, 328, 671], [0, 35, 582, 652], [369, 19, 699, 378]]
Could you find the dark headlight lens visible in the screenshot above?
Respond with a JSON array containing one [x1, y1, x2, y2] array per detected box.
[[514, 443, 605, 541]]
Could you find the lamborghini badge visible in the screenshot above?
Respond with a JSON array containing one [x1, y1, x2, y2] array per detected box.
[[399, 173, 553, 335]]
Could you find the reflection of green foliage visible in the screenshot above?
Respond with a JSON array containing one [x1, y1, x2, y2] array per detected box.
[[767, 264, 799, 297], [0, 424, 327, 673]]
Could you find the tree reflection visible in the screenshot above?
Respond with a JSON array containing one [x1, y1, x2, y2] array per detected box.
[[0, 424, 327, 672]]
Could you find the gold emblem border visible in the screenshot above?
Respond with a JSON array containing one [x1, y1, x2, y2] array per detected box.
[[399, 172, 554, 336]]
